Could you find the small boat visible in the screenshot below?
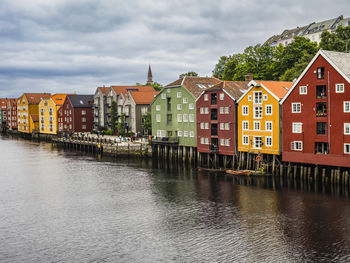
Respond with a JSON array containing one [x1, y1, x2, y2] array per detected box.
[[198, 167, 226, 173], [225, 169, 252, 176]]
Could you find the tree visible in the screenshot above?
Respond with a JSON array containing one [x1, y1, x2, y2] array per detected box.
[[115, 113, 126, 136], [141, 111, 152, 135], [179, 71, 198, 78], [212, 56, 230, 79], [136, 81, 163, 91], [279, 51, 314, 81], [110, 101, 117, 134], [320, 25, 350, 52]]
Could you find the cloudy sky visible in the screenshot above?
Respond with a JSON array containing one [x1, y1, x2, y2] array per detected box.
[[1, 0, 350, 97]]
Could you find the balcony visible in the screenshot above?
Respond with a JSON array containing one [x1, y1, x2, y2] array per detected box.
[[316, 102, 327, 117], [209, 144, 219, 153], [151, 137, 179, 144], [316, 85, 327, 99]]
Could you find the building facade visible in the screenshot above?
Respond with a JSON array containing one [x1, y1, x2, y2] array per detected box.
[[0, 99, 7, 128], [281, 50, 350, 168], [93, 87, 109, 131], [237, 81, 292, 155], [196, 81, 248, 156], [6, 99, 17, 130], [151, 77, 221, 147], [59, 95, 93, 133], [17, 93, 51, 133]]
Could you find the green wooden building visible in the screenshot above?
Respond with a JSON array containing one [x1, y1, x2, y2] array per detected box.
[[151, 77, 221, 147]]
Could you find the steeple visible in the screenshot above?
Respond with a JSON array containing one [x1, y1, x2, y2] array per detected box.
[[147, 64, 153, 85]]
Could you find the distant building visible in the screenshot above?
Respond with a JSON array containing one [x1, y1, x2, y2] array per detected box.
[[0, 99, 7, 128], [93, 87, 109, 131], [59, 95, 93, 133], [6, 99, 17, 130]]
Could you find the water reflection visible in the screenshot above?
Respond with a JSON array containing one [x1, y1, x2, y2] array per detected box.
[[1, 136, 350, 262]]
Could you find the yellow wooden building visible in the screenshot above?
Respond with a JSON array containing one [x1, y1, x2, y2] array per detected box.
[[39, 94, 69, 135], [17, 93, 51, 134], [237, 81, 292, 155]]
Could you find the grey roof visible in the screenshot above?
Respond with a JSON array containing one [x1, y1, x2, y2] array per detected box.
[[322, 50, 350, 78], [303, 16, 342, 35], [67, 95, 94, 108]]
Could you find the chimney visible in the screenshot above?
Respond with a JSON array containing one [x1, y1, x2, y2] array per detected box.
[[245, 73, 253, 81]]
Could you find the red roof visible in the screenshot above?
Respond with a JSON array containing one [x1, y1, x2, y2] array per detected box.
[[130, 91, 159, 104], [253, 81, 292, 99], [30, 114, 39, 122], [98, 87, 109, 95], [21, 93, 51, 104], [111, 86, 154, 97]]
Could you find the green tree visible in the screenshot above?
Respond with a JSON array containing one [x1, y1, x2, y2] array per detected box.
[[110, 101, 117, 134], [141, 111, 152, 135], [179, 71, 198, 78], [212, 56, 230, 78], [279, 51, 314, 81], [222, 54, 243, 80], [115, 113, 126, 136], [320, 25, 350, 52], [136, 81, 163, 91]]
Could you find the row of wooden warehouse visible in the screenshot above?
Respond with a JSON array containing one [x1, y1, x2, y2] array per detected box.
[[1, 50, 350, 169]]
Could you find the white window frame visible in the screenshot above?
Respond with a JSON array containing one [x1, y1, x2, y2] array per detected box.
[[189, 114, 194, 122], [265, 105, 272, 115], [183, 114, 188, 122], [242, 121, 249, 130], [265, 136, 272, 147], [220, 123, 225, 130], [200, 137, 204, 144], [219, 93, 224, 100], [177, 114, 182, 122], [292, 103, 301, 113], [156, 114, 161, 122], [204, 94, 208, 101], [254, 121, 260, 131], [242, 135, 249, 145], [177, 104, 182, 110], [224, 107, 229, 114], [291, 141, 303, 151], [205, 123, 209, 129], [253, 136, 262, 149], [344, 101, 350, 113], [344, 123, 350, 135], [156, 105, 161, 111], [265, 121, 272, 131], [292, 122, 302, 133], [190, 131, 194, 138], [178, 130, 182, 137], [161, 93, 166, 99], [344, 143, 350, 154], [189, 103, 194, 110], [336, 83, 344, 93], [177, 92, 182, 98], [184, 131, 188, 137], [254, 106, 262, 119], [242, 106, 249, 116], [299, 86, 307, 95], [183, 97, 188, 104], [248, 95, 252, 101], [263, 94, 268, 101], [225, 123, 230, 130], [204, 107, 209, 114], [220, 138, 225, 146], [225, 139, 230, 146], [220, 107, 224, 114], [253, 91, 262, 104]]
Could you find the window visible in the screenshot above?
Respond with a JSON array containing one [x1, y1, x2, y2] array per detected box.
[[200, 107, 204, 114], [225, 123, 229, 130], [205, 108, 209, 114], [205, 138, 209, 144], [254, 106, 262, 119], [315, 142, 329, 154], [189, 114, 194, 122], [345, 144, 350, 154], [248, 95, 252, 101], [211, 109, 217, 120], [161, 93, 166, 99], [299, 86, 307, 95], [292, 103, 301, 113], [317, 67, 324, 79], [316, 85, 327, 99], [266, 137, 272, 147], [265, 105, 272, 115], [200, 137, 204, 144], [265, 121, 272, 131], [220, 123, 225, 130], [82, 125, 86, 130], [254, 137, 262, 149], [219, 93, 224, 100], [254, 121, 260, 130], [156, 114, 161, 122], [183, 114, 188, 122], [317, 122, 327, 135], [220, 139, 225, 146], [242, 121, 249, 130], [177, 104, 182, 110], [292, 122, 302, 133], [344, 101, 350, 112], [263, 94, 268, 101], [189, 103, 194, 110], [184, 131, 188, 137], [220, 107, 224, 114], [177, 92, 182, 98], [204, 94, 208, 101], [190, 131, 194, 137], [205, 123, 209, 129], [316, 102, 327, 117], [242, 106, 249, 115], [291, 141, 303, 151], [82, 110, 86, 115], [178, 131, 182, 137], [243, 135, 249, 145], [224, 107, 229, 114], [82, 117, 86, 122], [336, 83, 344, 93], [225, 139, 230, 146], [211, 93, 217, 105], [253, 91, 262, 104], [177, 114, 182, 122], [157, 130, 166, 137], [156, 105, 160, 111], [183, 98, 188, 104], [344, 123, 350, 135]]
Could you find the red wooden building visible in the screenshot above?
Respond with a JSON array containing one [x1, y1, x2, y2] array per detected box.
[[6, 99, 17, 130], [59, 95, 93, 133], [281, 50, 350, 168], [196, 81, 248, 156]]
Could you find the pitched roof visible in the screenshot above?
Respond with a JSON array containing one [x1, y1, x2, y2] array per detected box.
[[98, 86, 109, 95], [166, 77, 222, 98], [129, 91, 159, 104], [252, 81, 292, 99], [67, 95, 94, 108], [30, 114, 39, 122], [51, 94, 72, 106], [206, 81, 249, 100], [22, 93, 51, 104], [111, 86, 154, 96]]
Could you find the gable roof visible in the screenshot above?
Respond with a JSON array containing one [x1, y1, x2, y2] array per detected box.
[[129, 91, 159, 104], [238, 80, 292, 103], [98, 86, 109, 95], [205, 81, 249, 101], [67, 95, 93, 108], [281, 49, 350, 104], [110, 85, 154, 97], [166, 77, 222, 98], [50, 94, 72, 106], [22, 93, 51, 104]]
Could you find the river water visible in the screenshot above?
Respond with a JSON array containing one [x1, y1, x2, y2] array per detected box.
[[1, 136, 350, 263]]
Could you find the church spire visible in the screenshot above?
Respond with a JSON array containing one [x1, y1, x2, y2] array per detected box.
[[147, 64, 153, 85]]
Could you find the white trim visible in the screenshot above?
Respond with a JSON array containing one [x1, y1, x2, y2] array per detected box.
[[265, 104, 273, 115], [242, 135, 249, 145], [344, 101, 350, 113], [253, 121, 260, 131], [265, 121, 273, 131], [344, 123, 350, 135], [242, 105, 249, 115], [265, 136, 273, 147], [344, 143, 350, 154], [292, 102, 301, 113], [299, 86, 307, 95], [292, 122, 302, 133], [336, 83, 344, 93]]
